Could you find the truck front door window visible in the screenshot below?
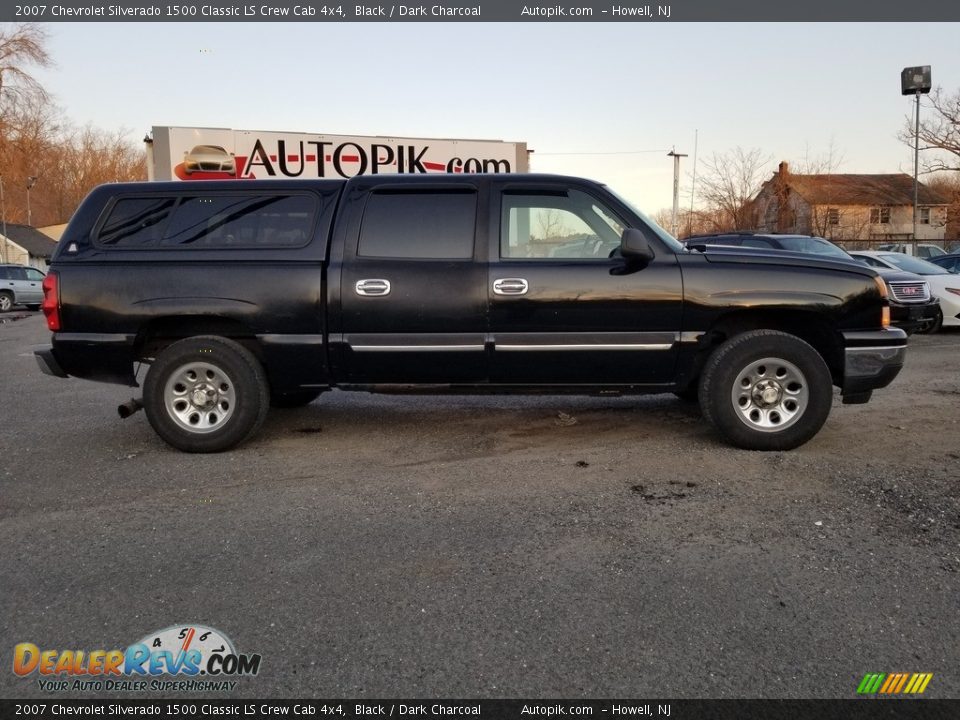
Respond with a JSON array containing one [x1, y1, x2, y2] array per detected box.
[[501, 190, 624, 260]]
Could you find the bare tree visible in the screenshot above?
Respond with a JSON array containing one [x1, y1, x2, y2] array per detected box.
[[651, 208, 673, 233], [0, 23, 52, 117], [0, 101, 145, 225], [534, 208, 570, 241], [55, 125, 146, 220], [695, 147, 772, 231], [899, 86, 960, 174], [925, 172, 960, 241], [0, 25, 145, 227]]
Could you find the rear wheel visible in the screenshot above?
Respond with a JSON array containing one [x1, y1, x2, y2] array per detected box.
[[699, 330, 833, 450], [0, 292, 12, 313], [144, 336, 269, 453]]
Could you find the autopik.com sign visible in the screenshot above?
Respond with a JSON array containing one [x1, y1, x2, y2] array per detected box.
[[149, 126, 529, 181]]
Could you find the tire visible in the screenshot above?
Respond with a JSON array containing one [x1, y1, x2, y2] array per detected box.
[[143, 336, 269, 453], [915, 309, 942, 335], [270, 389, 323, 408], [698, 330, 833, 451], [25, 304, 41, 311], [0, 292, 12, 313]]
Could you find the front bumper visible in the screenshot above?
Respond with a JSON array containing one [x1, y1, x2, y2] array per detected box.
[[890, 298, 940, 333], [841, 328, 908, 400]]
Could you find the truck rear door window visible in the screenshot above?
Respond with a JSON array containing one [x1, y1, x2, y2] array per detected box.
[[95, 194, 316, 249], [358, 192, 475, 259]]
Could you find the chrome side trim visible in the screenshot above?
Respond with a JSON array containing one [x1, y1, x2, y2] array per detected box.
[[351, 345, 484, 352], [497, 344, 673, 351], [52, 333, 136, 345], [845, 345, 910, 353], [257, 334, 325, 346]]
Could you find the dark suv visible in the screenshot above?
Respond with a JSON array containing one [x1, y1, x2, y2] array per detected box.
[[683, 233, 940, 334], [0, 264, 45, 312]]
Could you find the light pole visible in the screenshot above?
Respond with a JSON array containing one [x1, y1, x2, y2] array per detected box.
[[901, 66, 931, 250], [26, 175, 38, 226], [0, 177, 6, 263], [667, 149, 687, 238]]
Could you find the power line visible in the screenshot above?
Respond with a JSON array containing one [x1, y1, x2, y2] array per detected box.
[[534, 149, 672, 156]]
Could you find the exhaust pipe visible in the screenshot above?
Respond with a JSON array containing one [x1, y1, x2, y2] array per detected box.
[[118, 398, 144, 419]]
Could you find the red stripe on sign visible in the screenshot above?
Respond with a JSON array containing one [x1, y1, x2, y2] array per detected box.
[[287, 155, 300, 162], [341, 155, 360, 162], [325, 155, 331, 161], [423, 162, 446, 171], [306, 155, 316, 162], [269, 156, 277, 161]]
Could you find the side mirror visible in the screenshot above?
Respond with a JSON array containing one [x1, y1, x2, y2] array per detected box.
[[621, 228, 655, 261]]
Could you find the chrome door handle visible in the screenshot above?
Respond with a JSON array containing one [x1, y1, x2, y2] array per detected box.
[[493, 278, 529, 296], [355, 279, 391, 297]]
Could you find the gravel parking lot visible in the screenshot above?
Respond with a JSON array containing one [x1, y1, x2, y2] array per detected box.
[[1, 312, 958, 699]]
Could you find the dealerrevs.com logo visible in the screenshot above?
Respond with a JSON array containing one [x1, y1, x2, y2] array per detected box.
[[13, 624, 261, 693]]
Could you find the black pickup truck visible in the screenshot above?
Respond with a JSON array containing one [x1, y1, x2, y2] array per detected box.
[[36, 174, 906, 452]]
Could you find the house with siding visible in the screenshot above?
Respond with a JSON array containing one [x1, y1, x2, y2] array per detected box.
[[751, 162, 949, 242], [0, 224, 59, 270]]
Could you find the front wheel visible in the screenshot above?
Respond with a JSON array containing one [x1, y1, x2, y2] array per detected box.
[[143, 336, 269, 453], [915, 308, 943, 335], [699, 330, 833, 451]]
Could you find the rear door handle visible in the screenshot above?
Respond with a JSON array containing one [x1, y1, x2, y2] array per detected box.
[[493, 278, 529, 296], [355, 279, 391, 297]]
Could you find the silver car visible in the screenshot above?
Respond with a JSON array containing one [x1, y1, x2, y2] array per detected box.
[[0, 264, 45, 312], [183, 145, 236, 175]]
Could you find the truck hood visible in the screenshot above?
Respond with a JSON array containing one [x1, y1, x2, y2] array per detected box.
[[873, 268, 927, 283], [686, 245, 878, 277]]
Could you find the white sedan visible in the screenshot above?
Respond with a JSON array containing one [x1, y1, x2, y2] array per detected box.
[[849, 251, 960, 333]]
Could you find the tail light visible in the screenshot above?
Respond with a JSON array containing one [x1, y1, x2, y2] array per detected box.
[[41, 272, 61, 331]]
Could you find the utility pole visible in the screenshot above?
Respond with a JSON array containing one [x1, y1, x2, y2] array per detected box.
[[0, 177, 6, 263], [667, 149, 688, 238], [26, 176, 38, 226]]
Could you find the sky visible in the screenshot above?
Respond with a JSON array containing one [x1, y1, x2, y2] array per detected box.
[[33, 21, 960, 215]]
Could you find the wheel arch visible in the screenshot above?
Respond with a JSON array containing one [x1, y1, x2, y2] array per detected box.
[[689, 310, 844, 388], [135, 316, 261, 362]]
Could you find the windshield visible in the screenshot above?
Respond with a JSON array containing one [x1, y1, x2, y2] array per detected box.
[[603, 185, 685, 253], [775, 236, 852, 259], [878, 253, 949, 275]]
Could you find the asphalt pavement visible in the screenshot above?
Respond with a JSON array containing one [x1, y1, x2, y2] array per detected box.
[[1, 313, 958, 699]]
